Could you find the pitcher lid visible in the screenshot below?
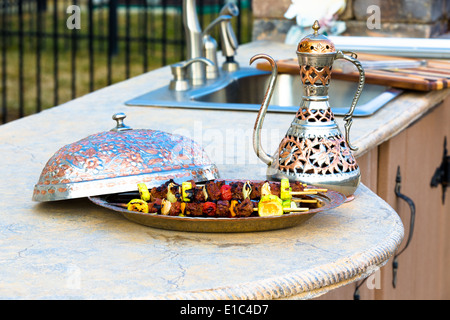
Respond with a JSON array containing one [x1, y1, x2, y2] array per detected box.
[[297, 20, 336, 54], [32, 113, 219, 202]]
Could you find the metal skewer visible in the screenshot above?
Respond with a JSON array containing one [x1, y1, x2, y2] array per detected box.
[[109, 202, 128, 208], [252, 207, 309, 212], [292, 199, 318, 203]]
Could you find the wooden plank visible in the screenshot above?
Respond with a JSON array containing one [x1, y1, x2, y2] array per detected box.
[[255, 54, 450, 91], [437, 97, 450, 299], [358, 148, 378, 193]]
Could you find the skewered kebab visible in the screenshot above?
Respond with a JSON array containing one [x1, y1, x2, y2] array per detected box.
[[134, 178, 311, 202], [122, 195, 309, 217], [112, 178, 327, 218], [134, 180, 259, 217], [106, 178, 317, 204]]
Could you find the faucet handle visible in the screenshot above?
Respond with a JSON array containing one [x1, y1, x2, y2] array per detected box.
[[220, 21, 239, 72], [218, 3, 240, 72], [219, 2, 239, 17], [169, 57, 214, 91], [219, 2, 239, 51]]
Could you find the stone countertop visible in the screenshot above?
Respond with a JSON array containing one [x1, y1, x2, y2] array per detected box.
[[2, 40, 447, 299]]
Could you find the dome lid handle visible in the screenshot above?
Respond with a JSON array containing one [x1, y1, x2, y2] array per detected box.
[[111, 113, 132, 132]]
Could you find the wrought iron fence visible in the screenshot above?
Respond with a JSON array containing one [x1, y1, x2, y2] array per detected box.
[[0, 0, 253, 123]]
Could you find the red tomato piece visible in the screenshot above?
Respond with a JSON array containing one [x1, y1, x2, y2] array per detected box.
[[220, 184, 232, 201], [202, 202, 217, 217]]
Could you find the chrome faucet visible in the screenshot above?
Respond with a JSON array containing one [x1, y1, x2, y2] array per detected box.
[[183, 0, 204, 86], [180, 0, 239, 89]]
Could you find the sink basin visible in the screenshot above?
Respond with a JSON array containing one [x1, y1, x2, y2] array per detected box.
[[126, 68, 402, 117]]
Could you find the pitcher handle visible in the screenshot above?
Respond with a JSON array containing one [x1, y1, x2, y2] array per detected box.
[[335, 50, 365, 152], [250, 54, 278, 166]]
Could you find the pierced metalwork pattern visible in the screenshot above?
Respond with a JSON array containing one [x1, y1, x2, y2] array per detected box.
[[296, 107, 335, 122], [300, 65, 331, 86], [277, 133, 359, 176]]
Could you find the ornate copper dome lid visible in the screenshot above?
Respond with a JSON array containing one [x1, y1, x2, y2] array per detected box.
[[32, 113, 219, 202], [297, 20, 336, 54]]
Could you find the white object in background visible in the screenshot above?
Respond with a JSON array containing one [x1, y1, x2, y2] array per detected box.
[[284, 0, 347, 45], [284, 0, 346, 26], [329, 36, 450, 59]]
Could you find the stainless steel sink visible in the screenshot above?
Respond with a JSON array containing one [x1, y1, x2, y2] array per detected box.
[[126, 68, 402, 117]]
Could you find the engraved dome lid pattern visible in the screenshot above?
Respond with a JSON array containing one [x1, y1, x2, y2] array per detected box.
[[32, 117, 219, 202], [297, 20, 336, 54]]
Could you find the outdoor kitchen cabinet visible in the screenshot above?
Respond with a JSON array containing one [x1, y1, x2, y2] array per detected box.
[[374, 97, 450, 300], [317, 96, 450, 300]]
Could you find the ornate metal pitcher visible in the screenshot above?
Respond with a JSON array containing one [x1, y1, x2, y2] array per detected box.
[[251, 21, 365, 196]]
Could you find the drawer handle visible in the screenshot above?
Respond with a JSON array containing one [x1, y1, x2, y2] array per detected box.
[[392, 166, 416, 288], [353, 278, 367, 300], [354, 166, 416, 298], [430, 137, 449, 205]]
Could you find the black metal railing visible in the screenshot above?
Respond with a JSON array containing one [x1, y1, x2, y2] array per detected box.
[[0, 0, 253, 124]]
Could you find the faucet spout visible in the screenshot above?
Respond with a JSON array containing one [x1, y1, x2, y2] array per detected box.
[[183, 0, 205, 85]]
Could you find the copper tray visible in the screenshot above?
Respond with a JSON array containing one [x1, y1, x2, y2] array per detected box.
[[88, 186, 346, 233]]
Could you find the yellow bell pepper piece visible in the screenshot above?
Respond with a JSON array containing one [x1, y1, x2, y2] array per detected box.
[[229, 200, 238, 217], [181, 181, 192, 202], [180, 202, 186, 216], [137, 183, 151, 201], [258, 195, 283, 217], [127, 199, 149, 213], [280, 178, 292, 201], [282, 199, 291, 208]]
